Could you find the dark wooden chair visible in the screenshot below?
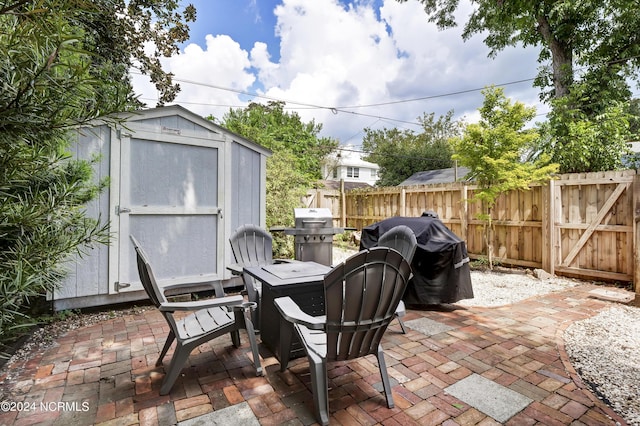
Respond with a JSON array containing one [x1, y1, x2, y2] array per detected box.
[[130, 235, 262, 395], [274, 247, 412, 425], [377, 225, 418, 333]]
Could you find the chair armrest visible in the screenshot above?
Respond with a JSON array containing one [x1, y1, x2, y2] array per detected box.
[[227, 263, 244, 275], [163, 279, 226, 298], [159, 295, 244, 312], [274, 296, 325, 330], [162, 281, 205, 294], [273, 259, 301, 264]]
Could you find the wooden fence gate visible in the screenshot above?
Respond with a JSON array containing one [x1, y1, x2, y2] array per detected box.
[[547, 172, 637, 283]]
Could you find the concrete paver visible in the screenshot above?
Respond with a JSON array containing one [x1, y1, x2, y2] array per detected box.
[[445, 373, 533, 422]]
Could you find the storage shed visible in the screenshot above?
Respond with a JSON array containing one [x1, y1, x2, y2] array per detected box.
[[52, 105, 271, 310]]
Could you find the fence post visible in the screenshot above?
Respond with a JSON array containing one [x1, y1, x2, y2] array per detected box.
[[400, 187, 406, 216], [542, 180, 555, 275], [633, 172, 640, 293], [340, 179, 346, 228], [460, 185, 468, 241]]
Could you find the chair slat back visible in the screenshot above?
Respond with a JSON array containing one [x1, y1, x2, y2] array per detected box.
[[377, 225, 417, 263], [229, 224, 273, 266], [323, 247, 411, 361], [130, 235, 167, 308]]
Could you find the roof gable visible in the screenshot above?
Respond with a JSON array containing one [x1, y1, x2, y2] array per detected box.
[[114, 105, 271, 156], [400, 167, 471, 186]]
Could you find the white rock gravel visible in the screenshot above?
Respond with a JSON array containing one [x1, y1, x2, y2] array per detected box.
[[564, 306, 640, 425], [459, 269, 579, 307]]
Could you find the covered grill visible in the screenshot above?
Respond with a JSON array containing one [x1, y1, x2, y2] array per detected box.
[[360, 212, 474, 306], [274, 208, 346, 266]]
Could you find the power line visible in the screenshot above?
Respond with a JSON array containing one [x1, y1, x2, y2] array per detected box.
[[131, 68, 541, 114], [335, 78, 538, 109], [138, 97, 245, 109], [132, 52, 640, 115]]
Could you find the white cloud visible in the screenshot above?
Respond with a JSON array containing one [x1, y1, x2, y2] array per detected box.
[[132, 0, 543, 143], [133, 34, 255, 118]]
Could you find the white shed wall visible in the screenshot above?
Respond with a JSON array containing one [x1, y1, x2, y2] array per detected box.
[[53, 106, 270, 311]]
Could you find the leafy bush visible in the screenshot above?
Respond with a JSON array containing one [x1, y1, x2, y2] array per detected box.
[[1, 0, 194, 354], [0, 132, 109, 354]]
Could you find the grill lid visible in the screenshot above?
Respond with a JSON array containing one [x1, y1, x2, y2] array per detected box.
[[294, 208, 332, 229], [271, 208, 350, 235], [294, 208, 332, 220]]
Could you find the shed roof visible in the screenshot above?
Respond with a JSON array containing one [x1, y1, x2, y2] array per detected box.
[[111, 105, 272, 157], [399, 167, 471, 186]]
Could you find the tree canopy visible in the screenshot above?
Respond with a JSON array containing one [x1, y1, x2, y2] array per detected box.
[[400, 0, 640, 103], [1, 0, 196, 136], [535, 84, 632, 173], [453, 87, 557, 202], [220, 101, 338, 182], [217, 101, 339, 257], [399, 0, 639, 173], [362, 111, 461, 186]]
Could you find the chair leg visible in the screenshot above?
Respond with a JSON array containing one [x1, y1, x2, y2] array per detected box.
[[278, 319, 294, 372], [157, 330, 176, 367], [252, 295, 261, 334], [308, 356, 330, 426], [242, 308, 263, 376], [160, 341, 191, 395], [230, 329, 241, 348], [376, 345, 395, 409], [395, 301, 407, 334], [396, 316, 408, 334], [243, 276, 261, 332]]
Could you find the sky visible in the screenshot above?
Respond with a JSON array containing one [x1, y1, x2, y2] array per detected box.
[[131, 0, 545, 146]]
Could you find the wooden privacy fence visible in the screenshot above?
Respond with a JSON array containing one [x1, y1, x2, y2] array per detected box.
[[305, 170, 640, 291]]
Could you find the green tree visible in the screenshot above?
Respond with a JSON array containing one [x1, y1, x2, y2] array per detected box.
[[535, 84, 632, 173], [401, 0, 639, 102], [362, 111, 461, 186], [624, 99, 640, 168], [0, 0, 195, 350], [452, 87, 558, 268], [400, 0, 639, 173], [217, 101, 339, 257], [628, 99, 640, 142]]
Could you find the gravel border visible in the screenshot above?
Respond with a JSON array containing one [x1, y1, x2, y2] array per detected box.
[[459, 269, 579, 307], [564, 306, 640, 425]]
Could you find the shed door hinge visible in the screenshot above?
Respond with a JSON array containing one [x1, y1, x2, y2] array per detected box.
[[114, 281, 131, 292]]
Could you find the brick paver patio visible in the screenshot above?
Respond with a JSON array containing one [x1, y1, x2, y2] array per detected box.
[[0, 282, 632, 425]]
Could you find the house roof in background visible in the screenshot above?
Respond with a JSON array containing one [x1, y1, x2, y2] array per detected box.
[[399, 167, 471, 186], [316, 180, 373, 191]]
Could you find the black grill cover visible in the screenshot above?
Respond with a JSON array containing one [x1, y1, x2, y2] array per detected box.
[[360, 214, 474, 305]]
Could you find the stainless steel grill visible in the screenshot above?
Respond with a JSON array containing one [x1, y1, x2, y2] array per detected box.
[[280, 208, 346, 266]]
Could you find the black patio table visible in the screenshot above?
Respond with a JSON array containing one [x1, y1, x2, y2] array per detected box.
[[243, 261, 331, 362]]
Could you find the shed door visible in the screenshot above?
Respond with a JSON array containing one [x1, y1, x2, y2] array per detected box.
[[113, 128, 224, 293]]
